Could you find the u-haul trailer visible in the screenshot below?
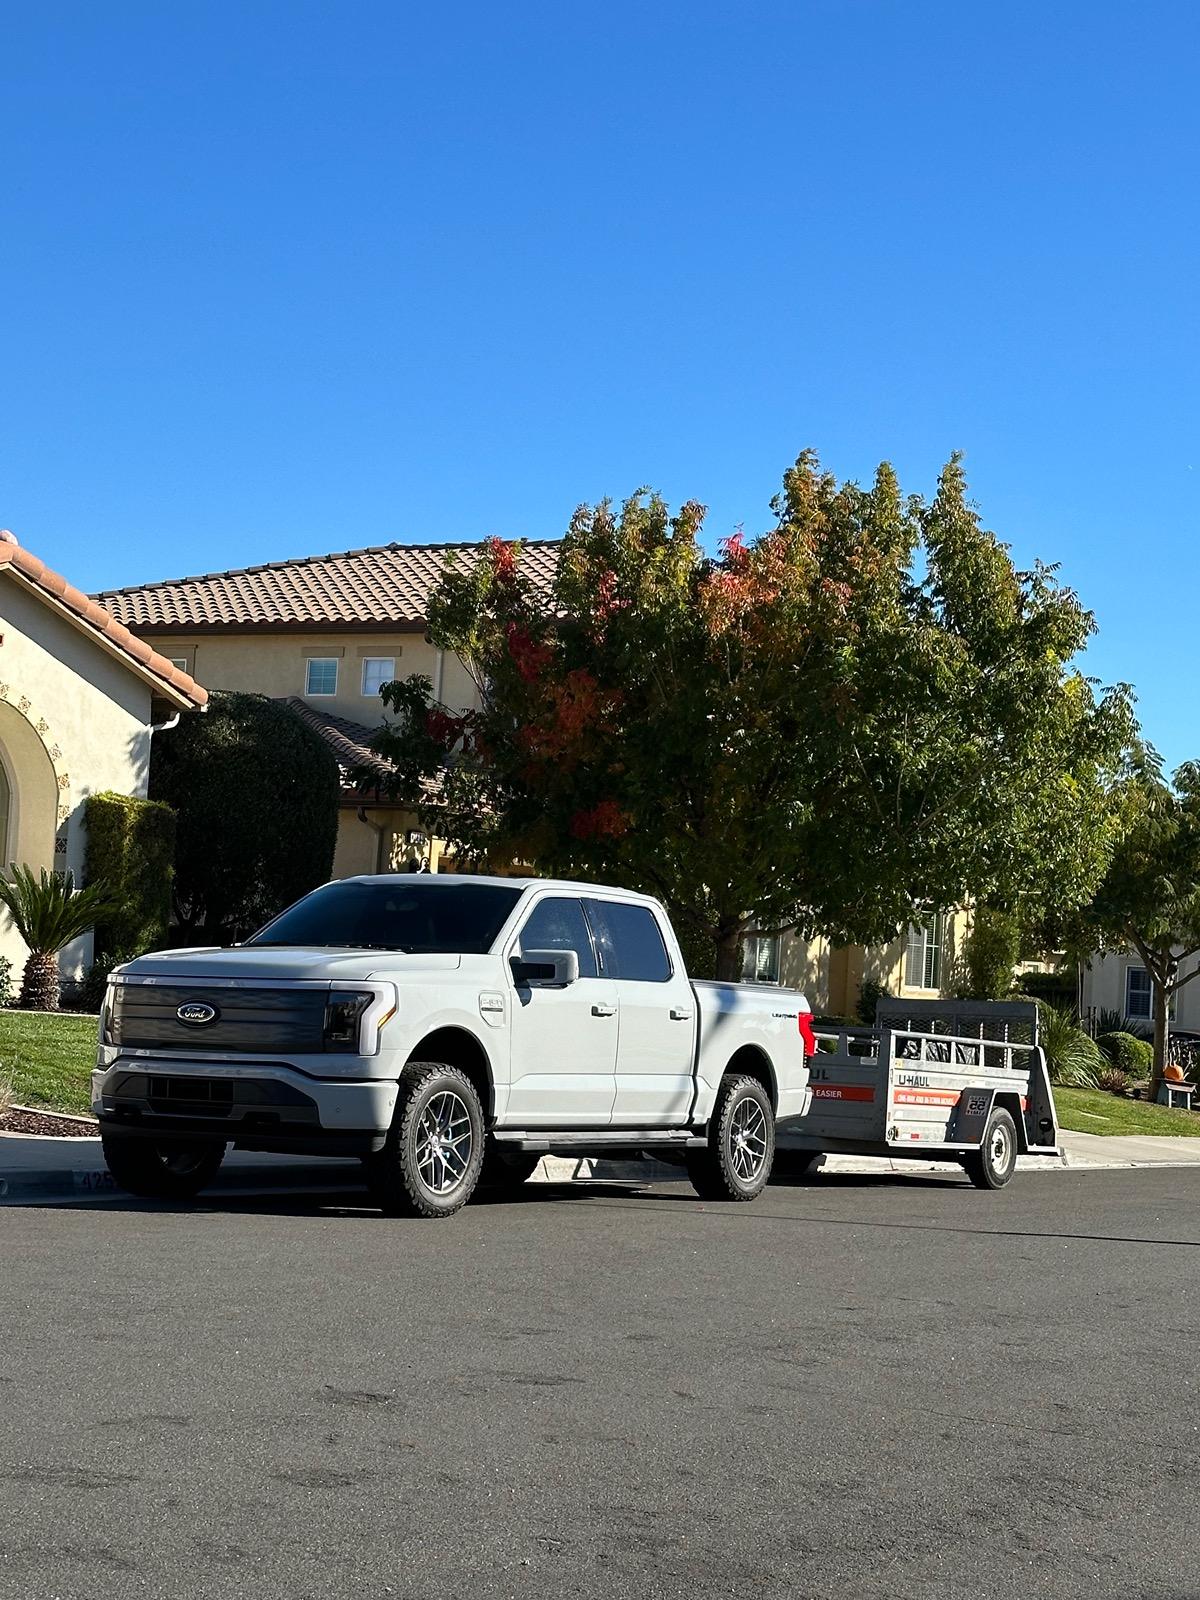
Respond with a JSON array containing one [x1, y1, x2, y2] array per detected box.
[[777, 1000, 1060, 1189]]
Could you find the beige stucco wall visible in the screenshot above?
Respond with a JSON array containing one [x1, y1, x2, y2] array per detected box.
[[781, 907, 973, 1017], [0, 573, 156, 984], [150, 630, 480, 728]]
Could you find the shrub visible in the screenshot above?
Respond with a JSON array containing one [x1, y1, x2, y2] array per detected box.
[[1018, 969, 1077, 1013], [856, 980, 890, 1026], [958, 907, 1021, 1000], [1096, 1031, 1154, 1076], [1038, 1003, 1102, 1087], [84, 792, 176, 961], [150, 692, 340, 938], [0, 866, 116, 1010], [0, 954, 12, 1007], [1096, 1065, 1130, 1095]]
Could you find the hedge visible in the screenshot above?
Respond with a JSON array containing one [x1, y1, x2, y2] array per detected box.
[[1096, 1031, 1154, 1076], [84, 791, 177, 959]]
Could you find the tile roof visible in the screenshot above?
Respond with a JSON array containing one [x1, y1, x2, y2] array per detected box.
[[0, 531, 207, 707], [94, 540, 561, 633], [279, 697, 396, 782]]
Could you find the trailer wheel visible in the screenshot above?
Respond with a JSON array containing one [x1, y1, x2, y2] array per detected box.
[[367, 1063, 485, 1218], [963, 1107, 1018, 1190], [687, 1075, 775, 1202]]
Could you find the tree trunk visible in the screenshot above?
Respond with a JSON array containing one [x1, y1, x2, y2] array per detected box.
[[714, 924, 745, 983], [1151, 976, 1170, 1099], [20, 952, 60, 1012]]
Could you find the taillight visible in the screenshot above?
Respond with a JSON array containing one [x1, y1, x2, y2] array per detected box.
[[323, 991, 374, 1051], [797, 1011, 817, 1058]]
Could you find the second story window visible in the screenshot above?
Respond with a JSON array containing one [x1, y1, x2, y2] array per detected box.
[[361, 657, 395, 697], [305, 657, 338, 696], [905, 915, 943, 991]]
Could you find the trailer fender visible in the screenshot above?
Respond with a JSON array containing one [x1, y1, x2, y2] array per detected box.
[[954, 1086, 1028, 1151]]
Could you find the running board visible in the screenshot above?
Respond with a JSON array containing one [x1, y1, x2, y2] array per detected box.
[[494, 1129, 707, 1152]]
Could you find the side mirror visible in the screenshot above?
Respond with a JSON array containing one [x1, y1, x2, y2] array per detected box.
[[511, 949, 580, 987]]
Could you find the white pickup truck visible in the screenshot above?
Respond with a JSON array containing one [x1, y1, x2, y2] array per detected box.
[[93, 875, 815, 1217]]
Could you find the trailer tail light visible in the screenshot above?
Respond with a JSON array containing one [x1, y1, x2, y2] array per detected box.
[[798, 1011, 817, 1058]]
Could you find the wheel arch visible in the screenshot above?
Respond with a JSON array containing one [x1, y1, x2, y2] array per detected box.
[[406, 1027, 496, 1122], [722, 1044, 778, 1111], [992, 1090, 1027, 1152]]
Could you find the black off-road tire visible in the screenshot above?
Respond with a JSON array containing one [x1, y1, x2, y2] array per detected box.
[[367, 1063, 485, 1218], [101, 1136, 227, 1200], [478, 1141, 541, 1191], [963, 1106, 1018, 1190], [687, 1075, 775, 1202]]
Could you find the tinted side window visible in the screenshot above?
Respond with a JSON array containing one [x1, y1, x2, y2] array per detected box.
[[586, 900, 672, 983], [517, 897, 598, 979]]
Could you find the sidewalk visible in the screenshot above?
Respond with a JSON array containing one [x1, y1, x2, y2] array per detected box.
[[3, 1127, 1200, 1205]]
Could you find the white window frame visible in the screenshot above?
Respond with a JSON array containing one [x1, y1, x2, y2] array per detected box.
[[741, 932, 781, 985], [1125, 966, 1151, 1020], [305, 657, 339, 697], [361, 656, 396, 697], [904, 915, 943, 991]]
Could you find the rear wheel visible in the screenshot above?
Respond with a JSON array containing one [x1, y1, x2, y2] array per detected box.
[[963, 1107, 1018, 1190], [367, 1063, 485, 1218], [687, 1075, 775, 1202], [101, 1136, 226, 1200]]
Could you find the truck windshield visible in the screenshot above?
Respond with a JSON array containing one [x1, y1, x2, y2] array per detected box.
[[248, 880, 523, 955]]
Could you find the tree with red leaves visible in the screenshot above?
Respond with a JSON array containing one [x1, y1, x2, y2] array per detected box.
[[362, 452, 1132, 979]]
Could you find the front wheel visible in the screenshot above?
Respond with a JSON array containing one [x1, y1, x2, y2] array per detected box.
[[963, 1107, 1018, 1190], [101, 1136, 226, 1200], [368, 1063, 485, 1218], [687, 1075, 775, 1202]]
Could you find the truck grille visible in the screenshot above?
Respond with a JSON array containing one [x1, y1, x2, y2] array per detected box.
[[109, 984, 327, 1053]]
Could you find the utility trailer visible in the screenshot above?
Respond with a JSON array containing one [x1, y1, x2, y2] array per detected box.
[[776, 999, 1060, 1188]]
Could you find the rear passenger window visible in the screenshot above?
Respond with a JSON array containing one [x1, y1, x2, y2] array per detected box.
[[517, 897, 598, 979], [586, 900, 672, 983]]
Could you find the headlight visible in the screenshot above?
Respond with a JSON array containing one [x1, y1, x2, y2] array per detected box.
[[100, 982, 116, 1046], [323, 991, 375, 1052]]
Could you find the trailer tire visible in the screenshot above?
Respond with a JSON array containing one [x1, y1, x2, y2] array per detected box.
[[367, 1063, 485, 1218], [687, 1075, 775, 1202], [101, 1136, 226, 1200], [963, 1107, 1018, 1190]]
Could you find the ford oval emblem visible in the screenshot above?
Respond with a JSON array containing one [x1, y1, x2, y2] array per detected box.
[[177, 1001, 218, 1026]]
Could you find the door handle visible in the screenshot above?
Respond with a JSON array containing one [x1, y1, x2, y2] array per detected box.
[[591, 1003, 616, 1018], [670, 1008, 693, 1021]]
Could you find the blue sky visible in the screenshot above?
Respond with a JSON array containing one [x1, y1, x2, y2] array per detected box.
[[2, 2, 1196, 765]]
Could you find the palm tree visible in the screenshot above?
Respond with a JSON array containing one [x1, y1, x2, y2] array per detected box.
[[0, 865, 115, 1011]]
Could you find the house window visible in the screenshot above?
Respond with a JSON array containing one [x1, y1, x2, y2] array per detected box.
[[1125, 966, 1152, 1020], [742, 933, 780, 985], [305, 658, 338, 696], [905, 915, 943, 990], [169, 657, 188, 672], [361, 657, 395, 697]]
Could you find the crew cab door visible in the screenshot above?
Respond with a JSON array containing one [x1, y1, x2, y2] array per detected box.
[[585, 897, 697, 1126], [505, 894, 618, 1126]]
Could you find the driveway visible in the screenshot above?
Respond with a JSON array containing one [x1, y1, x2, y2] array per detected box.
[[1, 1168, 1197, 1599]]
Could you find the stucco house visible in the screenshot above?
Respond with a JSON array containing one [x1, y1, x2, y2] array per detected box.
[[95, 541, 559, 878], [0, 530, 207, 983], [1078, 947, 1200, 1034]]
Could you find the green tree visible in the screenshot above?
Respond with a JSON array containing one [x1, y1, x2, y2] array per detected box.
[[363, 452, 1133, 979], [955, 907, 1022, 1000], [0, 866, 115, 1010], [1060, 756, 1200, 1090], [150, 692, 340, 937]]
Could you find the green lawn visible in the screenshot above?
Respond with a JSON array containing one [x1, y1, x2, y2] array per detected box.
[[0, 1010, 99, 1116], [1055, 1085, 1200, 1137]]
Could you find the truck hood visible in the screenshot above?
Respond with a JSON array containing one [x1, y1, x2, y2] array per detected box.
[[118, 946, 464, 982]]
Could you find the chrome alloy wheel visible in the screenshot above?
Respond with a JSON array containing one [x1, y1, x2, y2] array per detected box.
[[415, 1090, 474, 1194], [728, 1096, 769, 1183]]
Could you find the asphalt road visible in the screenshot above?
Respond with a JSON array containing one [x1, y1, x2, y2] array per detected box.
[[2, 1168, 1198, 1600]]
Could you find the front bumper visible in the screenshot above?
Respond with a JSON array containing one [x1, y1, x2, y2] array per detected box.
[[92, 1059, 399, 1156]]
